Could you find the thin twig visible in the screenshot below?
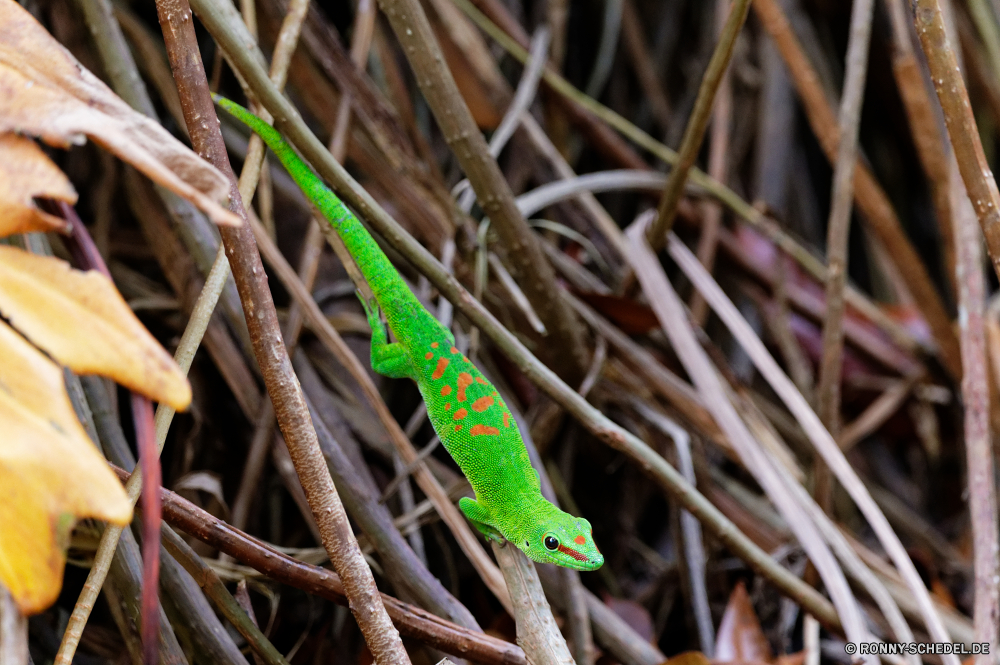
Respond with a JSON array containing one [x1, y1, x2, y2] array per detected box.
[[54, 208, 178, 665], [914, 0, 1000, 285], [689, 0, 734, 326], [883, 0, 956, 296], [115, 465, 526, 665], [452, 0, 925, 357], [814, 0, 875, 510], [229, 0, 369, 535], [647, 0, 750, 246], [377, 0, 589, 383], [627, 216, 873, 657], [631, 404, 714, 655], [666, 231, 962, 662], [949, 100, 1000, 660], [159, 525, 291, 665], [583, 0, 623, 98], [752, 0, 961, 380]]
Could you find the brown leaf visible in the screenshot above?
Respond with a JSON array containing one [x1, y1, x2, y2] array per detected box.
[[773, 652, 806, 665], [576, 292, 660, 335], [0, 134, 75, 235], [714, 582, 773, 664], [664, 652, 712, 665], [0, 0, 238, 228], [0, 319, 131, 614], [604, 595, 655, 643], [0, 246, 191, 410]]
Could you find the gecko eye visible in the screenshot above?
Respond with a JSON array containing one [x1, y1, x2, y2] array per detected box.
[[544, 535, 559, 551]]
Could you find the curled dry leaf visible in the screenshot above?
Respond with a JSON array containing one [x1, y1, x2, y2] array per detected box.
[[0, 134, 75, 235], [0, 0, 239, 228], [0, 319, 131, 614], [0, 246, 191, 410], [714, 581, 773, 664]]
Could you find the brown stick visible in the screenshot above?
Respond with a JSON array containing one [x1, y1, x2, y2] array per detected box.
[[914, 0, 1000, 284], [375, 0, 588, 383], [814, 0, 876, 511], [151, 1, 408, 662], [113, 466, 526, 665], [228, 0, 364, 536], [690, 0, 735, 325], [646, 0, 751, 246], [884, 0, 957, 298], [923, 3, 1000, 652], [753, 0, 962, 381]]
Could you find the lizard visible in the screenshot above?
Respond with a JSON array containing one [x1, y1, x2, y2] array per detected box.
[[215, 95, 603, 571]]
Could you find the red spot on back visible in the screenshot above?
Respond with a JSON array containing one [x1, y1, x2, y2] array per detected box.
[[431, 342, 439, 348], [574, 535, 586, 545], [441, 385, 452, 396], [470, 424, 500, 436], [455, 425, 462, 431], [475, 376, 487, 385], [456, 373, 473, 401], [471, 396, 494, 412], [557, 544, 588, 562], [503, 412, 510, 427], [424, 352, 433, 360], [432, 357, 449, 380], [450, 347, 459, 354], [444, 403, 451, 410], [453, 408, 468, 421]]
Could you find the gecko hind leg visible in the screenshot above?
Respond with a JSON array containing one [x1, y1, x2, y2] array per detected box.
[[458, 497, 504, 542], [359, 292, 414, 379]]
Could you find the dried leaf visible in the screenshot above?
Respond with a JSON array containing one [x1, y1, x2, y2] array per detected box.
[[0, 246, 191, 410], [773, 653, 805, 665], [0, 319, 131, 614], [665, 652, 712, 665], [0, 134, 75, 235], [577, 292, 660, 334], [604, 596, 655, 643], [0, 0, 238, 227], [714, 582, 773, 664]]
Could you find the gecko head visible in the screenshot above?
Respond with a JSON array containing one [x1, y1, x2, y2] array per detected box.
[[517, 507, 603, 571]]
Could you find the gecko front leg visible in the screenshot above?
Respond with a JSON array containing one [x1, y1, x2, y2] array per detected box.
[[458, 497, 505, 542], [360, 294, 414, 379]]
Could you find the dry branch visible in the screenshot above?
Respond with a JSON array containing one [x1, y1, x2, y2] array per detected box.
[[152, 0, 407, 661]]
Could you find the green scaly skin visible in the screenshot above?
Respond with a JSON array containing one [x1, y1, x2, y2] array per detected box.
[[215, 95, 603, 571]]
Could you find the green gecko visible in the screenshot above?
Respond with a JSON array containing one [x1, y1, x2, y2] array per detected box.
[[215, 95, 603, 571]]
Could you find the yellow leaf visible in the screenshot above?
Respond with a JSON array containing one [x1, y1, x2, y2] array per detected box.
[[0, 319, 131, 614], [0, 0, 239, 229], [0, 246, 191, 410], [0, 134, 75, 236]]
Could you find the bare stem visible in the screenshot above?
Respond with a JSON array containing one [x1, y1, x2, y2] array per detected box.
[[153, 0, 408, 660], [753, 0, 962, 380], [914, 0, 1000, 284], [376, 0, 589, 383], [814, 0, 876, 509], [646, 0, 751, 246]]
